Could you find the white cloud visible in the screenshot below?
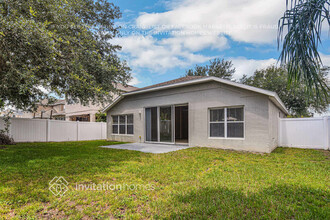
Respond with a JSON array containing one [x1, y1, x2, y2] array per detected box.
[[231, 57, 277, 79], [129, 73, 142, 86], [161, 35, 228, 52], [113, 35, 211, 71], [320, 53, 330, 67], [113, 0, 286, 72], [231, 53, 330, 80], [136, 0, 286, 44]]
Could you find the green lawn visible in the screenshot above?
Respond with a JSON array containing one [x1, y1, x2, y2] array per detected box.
[[0, 141, 329, 219]]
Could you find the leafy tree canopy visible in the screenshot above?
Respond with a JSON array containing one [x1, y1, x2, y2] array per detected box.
[[186, 58, 235, 80], [0, 0, 131, 111], [240, 66, 329, 117]]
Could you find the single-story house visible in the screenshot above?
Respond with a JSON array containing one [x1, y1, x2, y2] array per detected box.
[[103, 76, 288, 153]]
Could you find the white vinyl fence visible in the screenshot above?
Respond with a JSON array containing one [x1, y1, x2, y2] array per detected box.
[[0, 118, 107, 142], [279, 116, 329, 150]]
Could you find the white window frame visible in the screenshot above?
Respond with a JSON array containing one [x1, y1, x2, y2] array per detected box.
[[126, 114, 134, 135], [209, 106, 244, 139], [112, 114, 134, 135]]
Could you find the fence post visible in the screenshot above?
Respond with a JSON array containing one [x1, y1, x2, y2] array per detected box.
[[8, 118, 12, 138], [76, 121, 79, 141], [46, 119, 49, 142], [101, 122, 103, 139], [278, 118, 281, 146], [324, 116, 329, 150]]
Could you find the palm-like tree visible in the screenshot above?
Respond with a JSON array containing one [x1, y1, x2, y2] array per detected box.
[[278, 0, 329, 101]]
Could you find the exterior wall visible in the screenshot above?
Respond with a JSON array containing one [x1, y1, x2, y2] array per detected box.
[[268, 100, 286, 152], [107, 81, 284, 153], [65, 101, 103, 121]]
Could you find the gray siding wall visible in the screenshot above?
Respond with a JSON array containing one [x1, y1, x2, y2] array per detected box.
[[107, 81, 282, 153], [268, 100, 286, 152]]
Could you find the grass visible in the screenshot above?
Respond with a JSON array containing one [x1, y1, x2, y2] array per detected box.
[[0, 141, 329, 219]]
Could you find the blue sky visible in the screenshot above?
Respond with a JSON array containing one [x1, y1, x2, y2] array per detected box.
[[111, 0, 330, 88]]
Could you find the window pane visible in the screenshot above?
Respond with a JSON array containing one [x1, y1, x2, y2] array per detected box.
[[112, 125, 118, 134], [112, 116, 118, 124], [210, 123, 224, 137], [227, 123, 244, 138], [127, 114, 133, 124], [127, 125, 133, 134], [210, 109, 224, 122], [160, 106, 172, 142], [119, 125, 125, 134], [227, 108, 243, 121], [119, 115, 126, 124]]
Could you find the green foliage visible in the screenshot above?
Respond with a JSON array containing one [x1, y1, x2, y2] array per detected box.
[[0, 0, 131, 111], [95, 111, 106, 122], [186, 58, 235, 80], [0, 133, 14, 145], [278, 0, 329, 101], [0, 109, 11, 135], [240, 66, 329, 117], [0, 141, 329, 218]]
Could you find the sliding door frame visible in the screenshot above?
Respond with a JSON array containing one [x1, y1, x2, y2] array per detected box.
[[144, 104, 188, 145]]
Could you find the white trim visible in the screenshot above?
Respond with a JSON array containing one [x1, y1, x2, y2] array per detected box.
[[111, 134, 134, 137], [157, 106, 160, 142], [102, 77, 288, 114]]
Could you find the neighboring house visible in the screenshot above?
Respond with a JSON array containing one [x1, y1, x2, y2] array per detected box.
[[0, 109, 24, 118], [103, 76, 288, 153], [22, 84, 137, 122]]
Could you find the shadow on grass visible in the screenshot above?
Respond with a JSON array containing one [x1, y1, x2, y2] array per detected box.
[[167, 184, 329, 219]]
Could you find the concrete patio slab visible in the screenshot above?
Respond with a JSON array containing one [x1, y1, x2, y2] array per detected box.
[[100, 143, 190, 154]]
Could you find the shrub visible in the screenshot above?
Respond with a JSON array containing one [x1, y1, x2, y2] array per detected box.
[[0, 133, 15, 145]]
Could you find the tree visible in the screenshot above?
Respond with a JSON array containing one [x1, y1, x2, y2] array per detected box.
[[240, 66, 329, 117], [278, 0, 329, 100], [0, 0, 131, 111], [186, 58, 235, 80], [95, 111, 107, 122]]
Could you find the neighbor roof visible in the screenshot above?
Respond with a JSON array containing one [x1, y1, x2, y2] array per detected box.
[[103, 76, 289, 114], [115, 83, 138, 92]]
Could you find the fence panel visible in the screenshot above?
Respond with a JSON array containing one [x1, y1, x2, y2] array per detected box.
[[279, 117, 329, 150], [101, 123, 107, 139], [78, 122, 104, 141], [11, 118, 47, 142], [48, 120, 78, 142], [0, 117, 107, 142]]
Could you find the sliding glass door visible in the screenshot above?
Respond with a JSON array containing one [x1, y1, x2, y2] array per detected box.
[[160, 106, 173, 142], [145, 107, 158, 142], [145, 106, 174, 143]]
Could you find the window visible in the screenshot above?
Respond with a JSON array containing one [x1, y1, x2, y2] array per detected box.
[[210, 109, 224, 137], [127, 114, 134, 134], [112, 116, 118, 134], [112, 114, 134, 135], [54, 116, 65, 121], [119, 115, 126, 134], [209, 107, 244, 138]]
